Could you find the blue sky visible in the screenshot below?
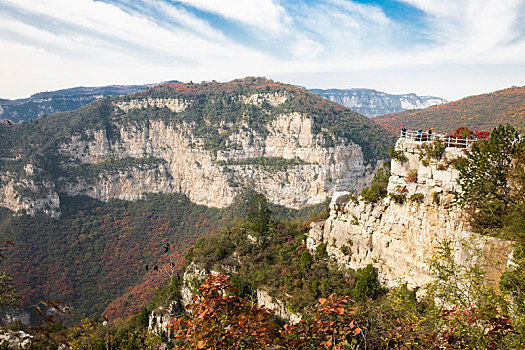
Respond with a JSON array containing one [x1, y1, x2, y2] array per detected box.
[[1, 0, 524, 100]]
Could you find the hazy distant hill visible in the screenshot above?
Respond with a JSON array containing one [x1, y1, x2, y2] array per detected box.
[[373, 86, 525, 134], [0, 81, 180, 123], [309, 88, 447, 117]]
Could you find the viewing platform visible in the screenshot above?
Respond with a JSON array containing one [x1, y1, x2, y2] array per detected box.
[[399, 129, 488, 149]]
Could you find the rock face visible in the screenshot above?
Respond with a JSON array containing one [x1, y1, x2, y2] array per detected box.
[[256, 289, 301, 324], [1, 107, 379, 215], [307, 138, 513, 288], [59, 114, 374, 209], [309, 88, 447, 117], [0, 166, 60, 217]]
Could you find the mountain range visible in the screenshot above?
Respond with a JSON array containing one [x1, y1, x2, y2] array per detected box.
[[1, 82, 446, 123], [0, 77, 523, 326], [310, 88, 447, 117]]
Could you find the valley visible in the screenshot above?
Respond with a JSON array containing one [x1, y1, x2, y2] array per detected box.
[[0, 78, 523, 349]]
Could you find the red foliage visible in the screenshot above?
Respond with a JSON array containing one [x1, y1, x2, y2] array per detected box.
[[169, 274, 362, 349]]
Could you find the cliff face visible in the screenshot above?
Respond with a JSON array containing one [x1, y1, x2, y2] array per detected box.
[[309, 88, 447, 117], [58, 113, 373, 209], [0, 164, 60, 217], [1, 79, 389, 215], [307, 138, 513, 288]]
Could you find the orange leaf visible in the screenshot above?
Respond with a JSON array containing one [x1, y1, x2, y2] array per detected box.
[[197, 340, 206, 349], [319, 298, 327, 305]]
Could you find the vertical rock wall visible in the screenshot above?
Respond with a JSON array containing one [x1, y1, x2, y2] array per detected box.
[[307, 138, 513, 288]]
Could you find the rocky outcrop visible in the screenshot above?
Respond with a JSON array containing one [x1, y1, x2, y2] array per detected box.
[[256, 289, 301, 324], [114, 98, 189, 113], [307, 138, 513, 288], [0, 166, 60, 217], [149, 301, 179, 344], [241, 92, 289, 107]]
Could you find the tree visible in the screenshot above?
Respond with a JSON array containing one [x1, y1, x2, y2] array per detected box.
[[352, 264, 383, 302], [456, 124, 524, 233], [427, 239, 520, 349], [247, 193, 272, 236]]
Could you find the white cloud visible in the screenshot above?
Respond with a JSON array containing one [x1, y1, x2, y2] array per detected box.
[[0, 0, 523, 100], [173, 0, 291, 34], [400, 0, 524, 50]]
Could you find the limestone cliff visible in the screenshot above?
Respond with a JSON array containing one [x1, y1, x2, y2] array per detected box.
[[58, 114, 374, 209], [0, 78, 390, 215], [307, 138, 513, 288]]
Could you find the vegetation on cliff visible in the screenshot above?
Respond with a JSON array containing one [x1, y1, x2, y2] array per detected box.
[[455, 124, 525, 336]]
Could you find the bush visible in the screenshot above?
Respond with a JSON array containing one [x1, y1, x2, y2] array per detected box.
[[419, 136, 445, 162], [300, 250, 313, 270], [389, 193, 406, 204], [360, 162, 390, 203], [388, 146, 407, 163], [352, 264, 384, 302], [314, 242, 328, 260], [409, 193, 424, 203], [340, 245, 351, 256]]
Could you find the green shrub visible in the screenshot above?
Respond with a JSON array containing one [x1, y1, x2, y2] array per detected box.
[[300, 250, 313, 270], [419, 137, 445, 162], [388, 146, 408, 163], [352, 264, 384, 302], [340, 245, 351, 256], [360, 162, 391, 203], [389, 193, 406, 204], [315, 242, 328, 259], [409, 193, 424, 203]]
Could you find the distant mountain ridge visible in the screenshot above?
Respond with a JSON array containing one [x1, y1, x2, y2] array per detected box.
[[1, 83, 446, 123], [373, 86, 525, 134], [309, 88, 447, 117], [0, 81, 180, 123]]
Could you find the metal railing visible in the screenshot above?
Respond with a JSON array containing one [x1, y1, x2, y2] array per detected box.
[[400, 130, 481, 149]]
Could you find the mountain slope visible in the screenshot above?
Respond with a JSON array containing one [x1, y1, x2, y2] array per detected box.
[[374, 86, 525, 133], [0, 77, 392, 216], [0, 77, 391, 323], [0, 81, 179, 123], [309, 88, 446, 117]]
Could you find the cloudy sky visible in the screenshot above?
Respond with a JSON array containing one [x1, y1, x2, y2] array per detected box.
[[1, 0, 524, 100]]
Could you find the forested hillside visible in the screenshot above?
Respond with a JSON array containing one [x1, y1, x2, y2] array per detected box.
[[374, 86, 525, 133], [0, 190, 325, 323]]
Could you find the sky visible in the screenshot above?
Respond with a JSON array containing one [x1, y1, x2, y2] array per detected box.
[[1, 0, 524, 101]]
